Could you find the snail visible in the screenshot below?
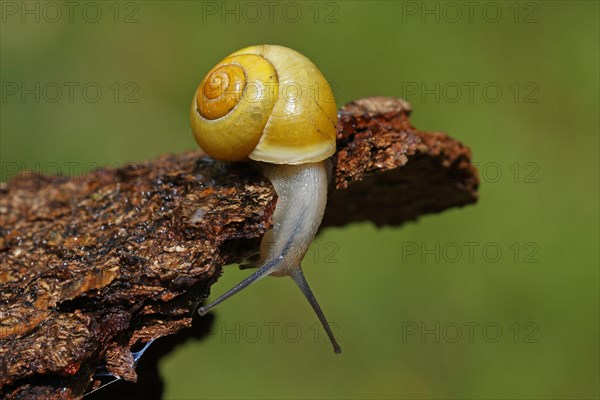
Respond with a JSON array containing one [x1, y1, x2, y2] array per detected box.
[[190, 44, 341, 353]]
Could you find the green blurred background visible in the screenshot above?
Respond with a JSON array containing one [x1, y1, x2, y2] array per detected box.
[[1, 1, 598, 398]]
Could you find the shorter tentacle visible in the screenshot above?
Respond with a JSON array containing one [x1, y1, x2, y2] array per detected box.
[[198, 257, 282, 316]]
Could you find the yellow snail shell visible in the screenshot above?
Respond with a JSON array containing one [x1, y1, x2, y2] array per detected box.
[[190, 44, 337, 164]]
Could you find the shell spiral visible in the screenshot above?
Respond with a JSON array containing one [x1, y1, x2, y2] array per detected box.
[[190, 45, 338, 164]]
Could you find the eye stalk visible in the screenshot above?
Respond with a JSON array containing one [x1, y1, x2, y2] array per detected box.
[[191, 44, 340, 354]]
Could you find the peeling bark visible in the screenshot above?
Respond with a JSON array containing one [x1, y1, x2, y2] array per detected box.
[[0, 97, 478, 399]]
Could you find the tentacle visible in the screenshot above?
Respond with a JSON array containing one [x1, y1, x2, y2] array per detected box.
[[198, 257, 282, 316], [290, 267, 341, 354]]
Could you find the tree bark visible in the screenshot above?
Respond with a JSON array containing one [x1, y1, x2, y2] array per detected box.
[[0, 97, 479, 399]]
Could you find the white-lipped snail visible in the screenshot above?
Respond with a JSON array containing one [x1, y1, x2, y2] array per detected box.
[[190, 44, 341, 354]]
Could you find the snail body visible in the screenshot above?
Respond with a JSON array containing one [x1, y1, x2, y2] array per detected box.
[[191, 45, 340, 354]]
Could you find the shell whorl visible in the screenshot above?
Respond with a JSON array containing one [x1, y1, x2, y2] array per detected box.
[[191, 45, 337, 164], [197, 64, 247, 120]]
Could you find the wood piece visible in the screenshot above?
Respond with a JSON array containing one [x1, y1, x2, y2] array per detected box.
[[0, 97, 478, 399]]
